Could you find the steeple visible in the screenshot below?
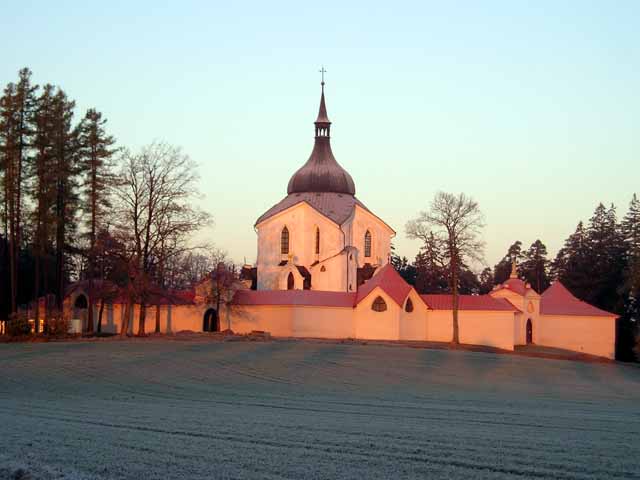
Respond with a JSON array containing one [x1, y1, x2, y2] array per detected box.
[[287, 76, 356, 196], [315, 76, 331, 134]]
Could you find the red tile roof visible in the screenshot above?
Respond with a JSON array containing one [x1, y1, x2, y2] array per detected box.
[[421, 294, 518, 311], [232, 289, 357, 307], [540, 282, 616, 317], [355, 264, 414, 307], [497, 278, 528, 296]]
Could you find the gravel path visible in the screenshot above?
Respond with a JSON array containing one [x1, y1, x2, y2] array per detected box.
[[1, 340, 639, 479]]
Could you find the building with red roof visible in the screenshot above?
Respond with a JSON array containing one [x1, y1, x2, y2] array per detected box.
[[61, 82, 616, 359]]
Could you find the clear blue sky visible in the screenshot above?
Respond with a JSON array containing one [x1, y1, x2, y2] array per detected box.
[[2, 1, 639, 268]]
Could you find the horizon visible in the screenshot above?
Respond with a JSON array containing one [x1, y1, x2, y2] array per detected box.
[[2, 1, 639, 268]]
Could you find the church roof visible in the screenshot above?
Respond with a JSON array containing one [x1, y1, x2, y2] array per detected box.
[[356, 264, 416, 307], [233, 289, 356, 308], [540, 282, 616, 317], [421, 294, 518, 311], [255, 192, 371, 226], [498, 278, 528, 296], [286, 82, 356, 196]]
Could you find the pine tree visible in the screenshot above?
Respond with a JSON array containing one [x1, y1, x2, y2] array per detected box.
[[622, 194, 640, 320], [552, 221, 591, 299], [0, 68, 38, 314], [520, 240, 550, 293], [493, 241, 523, 284], [29, 84, 57, 329], [77, 108, 116, 332], [50, 89, 80, 309], [413, 232, 448, 294], [478, 267, 493, 294]]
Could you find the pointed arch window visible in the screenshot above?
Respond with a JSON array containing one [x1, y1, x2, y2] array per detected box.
[[364, 230, 372, 258], [371, 296, 387, 312], [315, 227, 320, 255], [281, 227, 290, 255], [405, 298, 414, 313], [287, 272, 295, 290]]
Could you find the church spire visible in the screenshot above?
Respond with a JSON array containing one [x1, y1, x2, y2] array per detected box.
[[286, 73, 356, 196], [315, 67, 331, 136]]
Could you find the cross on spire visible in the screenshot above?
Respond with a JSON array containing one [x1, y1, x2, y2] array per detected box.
[[319, 66, 327, 86]]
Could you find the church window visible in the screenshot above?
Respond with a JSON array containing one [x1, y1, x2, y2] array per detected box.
[[320, 265, 326, 272], [405, 298, 414, 313], [315, 227, 320, 255], [281, 227, 290, 255], [287, 272, 295, 290], [371, 296, 387, 312], [364, 230, 372, 258]]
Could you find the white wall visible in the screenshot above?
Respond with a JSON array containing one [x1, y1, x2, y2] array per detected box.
[[399, 290, 428, 341], [426, 310, 515, 350], [538, 315, 616, 359], [354, 288, 400, 340], [256, 203, 346, 291]]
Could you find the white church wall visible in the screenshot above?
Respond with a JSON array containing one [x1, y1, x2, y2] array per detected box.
[[310, 252, 348, 291], [354, 288, 401, 340], [256, 203, 345, 290], [349, 206, 393, 268], [538, 315, 615, 359], [399, 290, 428, 341]]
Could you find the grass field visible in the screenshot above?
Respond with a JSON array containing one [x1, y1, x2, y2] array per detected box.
[[1, 338, 639, 479]]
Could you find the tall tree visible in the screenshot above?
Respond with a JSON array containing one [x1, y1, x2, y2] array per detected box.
[[0, 68, 38, 314], [622, 194, 640, 320], [50, 89, 80, 309], [77, 108, 116, 332], [114, 142, 211, 335], [520, 240, 550, 293], [407, 192, 485, 343], [29, 84, 57, 329]]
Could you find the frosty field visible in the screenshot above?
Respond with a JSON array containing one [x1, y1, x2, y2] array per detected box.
[[1, 339, 639, 479]]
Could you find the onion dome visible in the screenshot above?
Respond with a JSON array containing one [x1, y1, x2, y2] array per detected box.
[[287, 81, 356, 195]]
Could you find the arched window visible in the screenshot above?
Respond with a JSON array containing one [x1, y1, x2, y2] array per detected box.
[[371, 296, 387, 312], [315, 227, 320, 255], [405, 298, 414, 313], [364, 230, 372, 258], [287, 272, 295, 290], [281, 227, 289, 255]]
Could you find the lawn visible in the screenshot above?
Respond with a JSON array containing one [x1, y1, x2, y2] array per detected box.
[[1, 339, 639, 479]]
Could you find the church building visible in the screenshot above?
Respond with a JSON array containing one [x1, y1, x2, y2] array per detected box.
[[62, 80, 618, 359]]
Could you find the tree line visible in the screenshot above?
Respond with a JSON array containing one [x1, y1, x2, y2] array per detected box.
[[394, 192, 639, 360], [0, 68, 220, 335]]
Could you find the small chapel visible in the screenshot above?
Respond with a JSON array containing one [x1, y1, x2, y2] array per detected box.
[[62, 80, 618, 359]]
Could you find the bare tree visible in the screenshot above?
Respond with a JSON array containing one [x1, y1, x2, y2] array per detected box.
[[113, 142, 211, 335], [406, 191, 485, 344]]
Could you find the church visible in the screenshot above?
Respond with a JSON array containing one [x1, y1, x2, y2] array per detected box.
[[63, 81, 617, 359]]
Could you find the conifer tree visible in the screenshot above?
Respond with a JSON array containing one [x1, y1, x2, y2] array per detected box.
[[29, 84, 57, 329], [622, 194, 640, 320], [50, 89, 80, 309], [77, 108, 116, 332], [493, 241, 524, 284], [0, 68, 38, 314], [520, 240, 550, 293]]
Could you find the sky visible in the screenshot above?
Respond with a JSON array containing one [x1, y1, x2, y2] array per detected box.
[[2, 1, 639, 268]]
